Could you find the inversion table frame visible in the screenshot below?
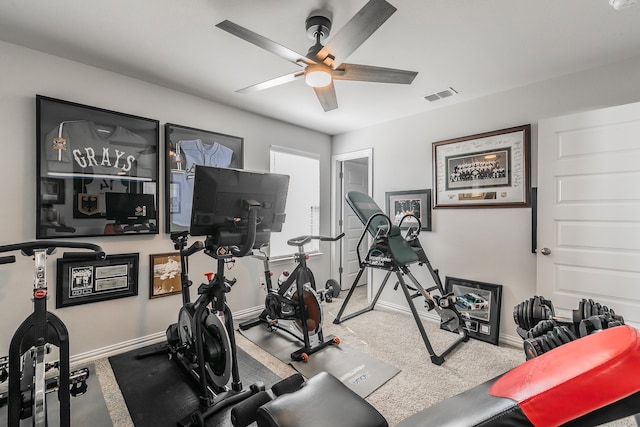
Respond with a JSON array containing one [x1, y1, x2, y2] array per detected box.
[[333, 191, 468, 365]]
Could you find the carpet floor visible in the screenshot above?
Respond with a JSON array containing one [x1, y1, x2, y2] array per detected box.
[[84, 286, 638, 426]]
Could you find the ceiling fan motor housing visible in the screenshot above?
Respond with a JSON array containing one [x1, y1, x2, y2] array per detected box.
[[306, 15, 332, 41]]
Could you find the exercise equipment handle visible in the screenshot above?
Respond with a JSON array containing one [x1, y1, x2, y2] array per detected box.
[[184, 240, 204, 257], [229, 201, 260, 258], [286, 233, 345, 247], [0, 255, 16, 265], [0, 241, 104, 258]]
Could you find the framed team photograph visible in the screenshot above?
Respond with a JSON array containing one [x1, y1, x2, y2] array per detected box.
[[149, 252, 184, 299], [432, 124, 531, 208], [36, 95, 159, 239], [442, 276, 503, 345], [164, 123, 244, 233], [56, 253, 139, 308], [385, 189, 432, 231]]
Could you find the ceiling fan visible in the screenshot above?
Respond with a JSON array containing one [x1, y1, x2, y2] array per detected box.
[[216, 0, 418, 112]]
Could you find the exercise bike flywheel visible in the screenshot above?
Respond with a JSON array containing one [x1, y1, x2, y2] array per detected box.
[[178, 306, 195, 345], [202, 312, 232, 388], [290, 285, 323, 336]]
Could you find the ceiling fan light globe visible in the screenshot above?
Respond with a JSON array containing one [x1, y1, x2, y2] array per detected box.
[[305, 68, 332, 88]]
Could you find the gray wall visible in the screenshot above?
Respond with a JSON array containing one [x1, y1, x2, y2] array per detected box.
[[332, 54, 640, 344], [2, 36, 640, 357], [0, 40, 332, 358]]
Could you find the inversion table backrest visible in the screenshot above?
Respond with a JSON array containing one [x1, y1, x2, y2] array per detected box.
[[345, 191, 419, 266]]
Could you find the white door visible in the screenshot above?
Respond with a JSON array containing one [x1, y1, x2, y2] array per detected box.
[[537, 102, 640, 327], [341, 160, 369, 290]]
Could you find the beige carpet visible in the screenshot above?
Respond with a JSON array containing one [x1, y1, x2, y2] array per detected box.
[[90, 285, 637, 427]]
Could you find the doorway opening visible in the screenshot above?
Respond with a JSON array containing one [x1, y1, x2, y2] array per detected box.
[[331, 149, 372, 294]]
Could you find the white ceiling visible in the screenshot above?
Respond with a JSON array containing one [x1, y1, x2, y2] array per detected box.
[[1, 0, 640, 135]]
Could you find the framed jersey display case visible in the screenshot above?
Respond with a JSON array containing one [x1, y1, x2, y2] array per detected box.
[[36, 95, 159, 238], [164, 123, 243, 233]]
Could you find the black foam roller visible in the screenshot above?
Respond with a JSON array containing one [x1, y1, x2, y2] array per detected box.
[[271, 373, 305, 396], [231, 390, 272, 427]]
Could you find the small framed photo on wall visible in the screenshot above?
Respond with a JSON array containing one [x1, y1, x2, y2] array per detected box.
[[56, 253, 139, 308], [149, 252, 184, 298], [385, 189, 432, 231]]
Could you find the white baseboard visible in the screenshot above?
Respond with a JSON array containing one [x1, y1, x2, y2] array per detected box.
[[376, 300, 523, 349], [70, 332, 166, 366], [70, 306, 266, 366], [70, 303, 523, 366]]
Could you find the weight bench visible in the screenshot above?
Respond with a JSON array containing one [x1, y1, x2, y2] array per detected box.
[[255, 325, 640, 427], [333, 191, 467, 365]]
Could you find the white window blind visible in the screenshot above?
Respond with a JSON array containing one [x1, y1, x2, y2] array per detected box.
[[269, 147, 320, 257]]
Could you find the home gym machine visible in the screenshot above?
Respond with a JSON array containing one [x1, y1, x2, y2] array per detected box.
[[239, 233, 343, 362], [0, 241, 104, 427], [333, 191, 468, 365], [161, 165, 290, 427]]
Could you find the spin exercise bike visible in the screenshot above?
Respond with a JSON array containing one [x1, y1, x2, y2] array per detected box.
[[239, 234, 344, 362], [333, 191, 468, 365], [0, 241, 104, 427], [161, 165, 291, 426]]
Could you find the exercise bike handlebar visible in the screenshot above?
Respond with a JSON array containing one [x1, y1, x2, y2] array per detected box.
[[0, 241, 105, 259], [184, 240, 205, 257], [286, 233, 345, 248]]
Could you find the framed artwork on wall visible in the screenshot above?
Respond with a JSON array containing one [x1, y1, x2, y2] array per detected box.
[[149, 252, 183, 298], [442, 276, 503, 345], [36, 95, 159, 239], [56, 253, 139, 308], [432, 124, 531, 208], [385, 189, 432, 231], [164, 123, 244, 233]]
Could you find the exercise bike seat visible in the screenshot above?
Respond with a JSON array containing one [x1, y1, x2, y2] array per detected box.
[[397, 324, 640, 427], [345, 191, 420, 266]]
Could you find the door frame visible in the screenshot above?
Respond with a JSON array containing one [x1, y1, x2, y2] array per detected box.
[[331, 149, 373, 295]]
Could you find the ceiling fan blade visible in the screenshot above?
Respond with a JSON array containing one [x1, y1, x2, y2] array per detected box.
[[237, 71, 304, 94], [216, 20, 314, 66], [333, 63, 417, 84], [316, 0, 396, 66], [313, 82, 338, 112]]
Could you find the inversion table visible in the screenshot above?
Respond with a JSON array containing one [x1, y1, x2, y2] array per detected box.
[[333, 191, 467, 365]]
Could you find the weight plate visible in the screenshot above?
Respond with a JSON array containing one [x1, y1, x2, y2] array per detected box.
[[325, 279, 340, 298], [517, 301, 525, 329], [524, 299, 532, 330], [546, 331, 562, 348], [554, 326, 571, 344], [532, 297, 542, 322], [575, 300, 584, 322], [583, 299, 590, 321], [538, 336, 551, 353]]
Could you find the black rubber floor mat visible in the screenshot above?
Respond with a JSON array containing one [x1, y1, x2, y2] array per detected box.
[[109, 344, 281, 427]]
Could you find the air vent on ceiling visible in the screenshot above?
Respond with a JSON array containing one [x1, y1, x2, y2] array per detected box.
[[424, 87, 458, 102]]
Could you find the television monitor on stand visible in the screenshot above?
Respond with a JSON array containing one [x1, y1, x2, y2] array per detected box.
[[105, 192, 157, 233], [190, 165, 289, 258]]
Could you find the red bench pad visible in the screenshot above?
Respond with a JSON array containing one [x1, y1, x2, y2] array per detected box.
[[490, 325, 640, 426]]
